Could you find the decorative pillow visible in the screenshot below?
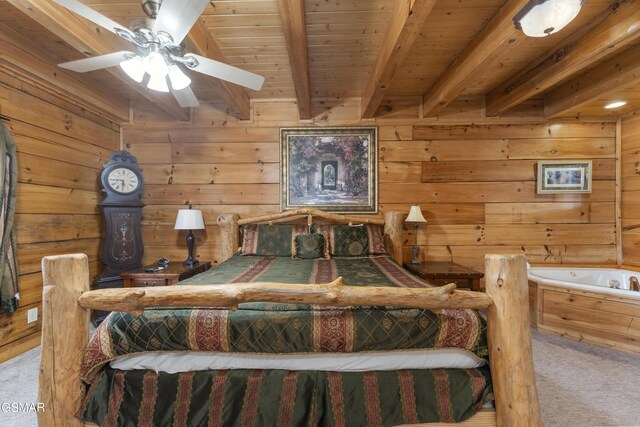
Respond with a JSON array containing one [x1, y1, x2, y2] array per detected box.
[[241, 224, 307, 256], [312, 224, 386, 257], [294, 233, 328, 259]]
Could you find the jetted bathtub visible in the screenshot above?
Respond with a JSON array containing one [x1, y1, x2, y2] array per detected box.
[[528, 267, 640, 300], [528, 266, 640, 355]]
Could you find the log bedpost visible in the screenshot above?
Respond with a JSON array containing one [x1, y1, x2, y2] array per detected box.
[[38, 254, 91, 427], [485, 254, 542, 427], [217, 213, 240, 262], [384, 211, 404, 265]]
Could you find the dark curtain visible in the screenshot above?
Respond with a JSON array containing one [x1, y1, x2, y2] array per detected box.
[[0, 122, 19, 313]]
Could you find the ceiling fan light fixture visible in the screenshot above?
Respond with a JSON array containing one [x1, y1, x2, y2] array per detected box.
[[52, 0, 265, 106], [120, 55, 146, 82], [168, 65, 191, 91], [515, 0, 583, 37], [146, 51, 169, 77], [147, 73, 170, 92]]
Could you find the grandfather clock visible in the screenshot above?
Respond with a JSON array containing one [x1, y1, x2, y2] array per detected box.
[[94, 150, 144, 323]]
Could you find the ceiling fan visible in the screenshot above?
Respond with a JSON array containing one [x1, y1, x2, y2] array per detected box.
[[54, 0, 265, 108]]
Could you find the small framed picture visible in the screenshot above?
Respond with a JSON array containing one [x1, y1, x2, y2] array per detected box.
[[537, 160, 592, 194]]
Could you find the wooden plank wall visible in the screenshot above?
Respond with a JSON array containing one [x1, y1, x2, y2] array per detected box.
[[0, 71, 119, 362], [622, 115, 640, 265], [126, 97, 617, 271]]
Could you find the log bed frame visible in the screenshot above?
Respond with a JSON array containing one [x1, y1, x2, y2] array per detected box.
[[38, 208, 542, 427]]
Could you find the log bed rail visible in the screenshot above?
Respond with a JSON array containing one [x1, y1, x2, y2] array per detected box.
[[38, 207, 540, 426], [38, 253, 542, 427]]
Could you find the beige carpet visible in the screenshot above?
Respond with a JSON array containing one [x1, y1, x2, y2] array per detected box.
[[1, 330, 639, 427], [531, 330, 640, 427], [0, 346, 39, 427]]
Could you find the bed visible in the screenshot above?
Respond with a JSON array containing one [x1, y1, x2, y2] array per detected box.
[[37, 208, 542, 427]]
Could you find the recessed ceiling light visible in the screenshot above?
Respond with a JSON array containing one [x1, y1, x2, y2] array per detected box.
[[604, 101, 627, 109]]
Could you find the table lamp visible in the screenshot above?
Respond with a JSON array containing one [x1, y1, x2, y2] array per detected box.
[[405, 205, 427, 264], [174, 204, 205, 266]]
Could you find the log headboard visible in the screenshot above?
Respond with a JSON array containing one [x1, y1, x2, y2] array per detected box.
[[217, 208, 405, 264]]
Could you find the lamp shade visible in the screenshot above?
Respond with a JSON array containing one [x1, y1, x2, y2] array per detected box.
[[120, 55, 146, 82], [146, 51, 169, 77], [174, 208, 205, 230], [168, 65, 191, 91], [147, 73, 170, 92], [515, 0, 582, 37], [405, 205, 427, 223]]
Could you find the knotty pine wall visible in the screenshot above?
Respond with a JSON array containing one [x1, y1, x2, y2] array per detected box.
[[0, 71, 119, 362], [127, 98, 617, 271], [622, 115, 640, 265]]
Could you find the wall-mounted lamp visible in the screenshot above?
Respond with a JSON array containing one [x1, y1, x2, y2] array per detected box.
[[405, 205, 427, 265], [174, 204, 205, 266], [514, 0, 584, 37]]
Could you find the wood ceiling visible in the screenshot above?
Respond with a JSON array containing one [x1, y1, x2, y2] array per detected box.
[[1, 0, 640, 122]]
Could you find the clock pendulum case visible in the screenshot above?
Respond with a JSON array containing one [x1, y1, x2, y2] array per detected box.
[[94, 150, 145, 323]]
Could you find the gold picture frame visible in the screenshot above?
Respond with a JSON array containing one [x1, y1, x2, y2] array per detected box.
[[280, 127, 378, 213], [537, 160, 592, 194]]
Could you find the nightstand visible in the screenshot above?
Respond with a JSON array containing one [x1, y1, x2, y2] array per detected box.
[[404, 261, 484, 291], [122, 261, 211, 287]]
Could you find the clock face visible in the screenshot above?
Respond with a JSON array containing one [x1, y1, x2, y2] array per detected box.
[[107, 167, 140, 194]]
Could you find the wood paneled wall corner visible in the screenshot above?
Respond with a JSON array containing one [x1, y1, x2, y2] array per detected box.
[[127, 98, 617, 272], [621, 115, 640, 265], [616, 119, 622, 265], [0, 70, 120, 362]]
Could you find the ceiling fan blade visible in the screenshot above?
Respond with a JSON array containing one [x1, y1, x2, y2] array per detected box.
[[171, 86, 200, 108], [58, 51, 134, 73], [185, 54, 265, 91], [52, 0, 130, 35], [153, 0, 210, 45]]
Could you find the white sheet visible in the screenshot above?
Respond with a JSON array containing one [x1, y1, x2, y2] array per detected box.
[[110, 349, 485, 373]]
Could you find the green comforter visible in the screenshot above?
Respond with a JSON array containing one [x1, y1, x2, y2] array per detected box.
[[81, 255, 488, 382], [80, 255, 492, 426]]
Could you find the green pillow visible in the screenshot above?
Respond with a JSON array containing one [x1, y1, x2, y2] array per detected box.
[[241, 224, 306, 256], [295, 234, 327, 259], [312, 224, 386, 257]]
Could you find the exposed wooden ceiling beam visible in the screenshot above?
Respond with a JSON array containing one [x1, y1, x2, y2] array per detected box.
[[185, 21, 251, 120], [360, 0, 437, 119], [277, 0, 311, 120], [8, 0, 190, 121], [0, 22, 129, 124], [422, 0, 529, 118], [544, 43, 640, 118], [486, 1, 640, 117]]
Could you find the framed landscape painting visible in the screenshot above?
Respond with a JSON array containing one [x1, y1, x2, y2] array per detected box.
[[280, 127, 378, 213], [537, 160, 592, 194]]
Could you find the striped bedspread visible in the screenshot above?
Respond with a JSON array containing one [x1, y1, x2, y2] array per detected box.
[[79, 255, 493, 426]]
